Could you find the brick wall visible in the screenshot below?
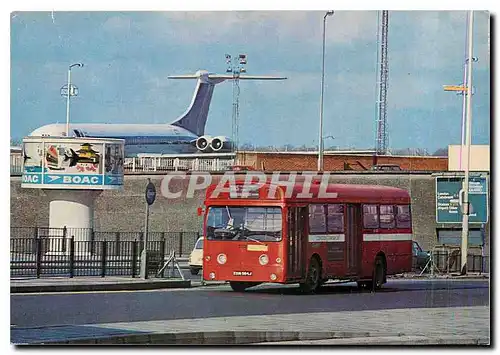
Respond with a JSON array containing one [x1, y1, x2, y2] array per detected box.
[[237, 152, 448, 171]]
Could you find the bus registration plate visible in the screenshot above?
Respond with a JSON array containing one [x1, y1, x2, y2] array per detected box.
[[233, 271, 253, 276]]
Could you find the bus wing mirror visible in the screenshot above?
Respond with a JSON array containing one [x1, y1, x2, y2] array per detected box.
[[197, 207, 204, 216]]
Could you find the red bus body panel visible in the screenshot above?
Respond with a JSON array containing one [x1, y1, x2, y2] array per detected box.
[[203, 180, 413, 285]]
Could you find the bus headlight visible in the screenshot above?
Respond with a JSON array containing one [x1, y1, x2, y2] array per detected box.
[[209, 272, 216, 279], [259, 254, 269, 265], [217, 253, 227, 265], [276, 257, 281, 264], [205, 256, 211, 262], [270, 273, 277, 281]]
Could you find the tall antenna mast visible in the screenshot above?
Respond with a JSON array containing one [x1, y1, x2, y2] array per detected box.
[[225, 54, 248, 153], [375, 10, 389, 155]]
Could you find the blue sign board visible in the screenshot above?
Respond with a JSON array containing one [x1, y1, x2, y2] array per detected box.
[[45, 174, 103, 185], [105, 175, 124, 185], [22, 173, 42, 184], [436, 175, 488, 223], [22, 172, 123, 189]]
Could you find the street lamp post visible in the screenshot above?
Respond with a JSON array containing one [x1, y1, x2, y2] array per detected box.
[[460, 10, 475, 275], [318, 10, 334, 172], [64, 63, 84, 137]]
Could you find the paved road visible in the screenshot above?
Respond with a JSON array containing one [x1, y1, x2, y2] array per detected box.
[[11, 279, 488, 328]]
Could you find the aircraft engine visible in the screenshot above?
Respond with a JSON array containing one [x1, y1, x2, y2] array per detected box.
[[210, 136, 233, 152], [195, 136, 213, 152]]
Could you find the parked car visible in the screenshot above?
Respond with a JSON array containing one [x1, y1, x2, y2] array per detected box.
[[371, 164, 402, 171], [413, 241, 431, 270], [232, 165, 256, 171], [189, 237, 204, 275]]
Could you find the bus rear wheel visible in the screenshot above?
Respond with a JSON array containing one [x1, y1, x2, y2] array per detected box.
[[357, 257, 385, 291], [371, 256, 385, 291], [300, 257, 321, 293]]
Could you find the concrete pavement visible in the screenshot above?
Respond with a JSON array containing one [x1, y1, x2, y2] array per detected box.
[[11, 306, 490, 345], [254, 335, 490, 345], [10, 277, 192, 293]]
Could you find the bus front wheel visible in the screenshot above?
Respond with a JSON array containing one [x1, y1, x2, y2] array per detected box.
[[300, 257, 321, 293]]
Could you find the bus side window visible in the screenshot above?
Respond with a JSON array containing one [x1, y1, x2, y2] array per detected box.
[[396, 205, 411, 228], [309, 204, 327, 233], [363, 204, 379, 229], [379, 205, 396, 229], [327, 204, 344, 233]]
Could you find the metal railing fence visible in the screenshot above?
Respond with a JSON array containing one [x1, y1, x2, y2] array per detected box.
[[10, 237, 174, 278], [123, 155, 235, 173], [10, 227, 199, 257], [11, 227, 200, 277], [412, 250, 488, 274]]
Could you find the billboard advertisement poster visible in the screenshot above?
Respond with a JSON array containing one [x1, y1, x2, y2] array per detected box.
[[22, 138, 124, 190], [44, 141, 102, 174]]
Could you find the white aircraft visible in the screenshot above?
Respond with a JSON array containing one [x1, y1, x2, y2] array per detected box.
[[29, 70, 286, 156]]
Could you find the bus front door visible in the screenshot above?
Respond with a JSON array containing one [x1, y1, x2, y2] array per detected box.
[[287, 207, 306, 280], [345, 204, 362, 276]]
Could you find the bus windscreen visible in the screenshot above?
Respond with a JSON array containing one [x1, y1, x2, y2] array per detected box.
[[206, 206, 282, 242]]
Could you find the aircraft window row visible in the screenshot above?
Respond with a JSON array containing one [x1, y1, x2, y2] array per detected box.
[[126, 137, 191, 145], [363, 204, 411, 229], [309, 204, 344, 234]]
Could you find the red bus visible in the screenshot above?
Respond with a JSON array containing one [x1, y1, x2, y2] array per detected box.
[[202, 180, 413, 293]]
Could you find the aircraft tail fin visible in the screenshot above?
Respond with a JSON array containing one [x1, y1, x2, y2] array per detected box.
[[169, 70, 287, 136], [169, 70, 221, 136]]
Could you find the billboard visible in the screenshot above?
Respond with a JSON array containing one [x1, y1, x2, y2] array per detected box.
[[448, 145, 490, 172], [22, 137, 124, 190], [436, 175, 488, 224]]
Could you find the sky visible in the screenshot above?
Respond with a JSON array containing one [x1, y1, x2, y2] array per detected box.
[[9, 9, 491, 153]]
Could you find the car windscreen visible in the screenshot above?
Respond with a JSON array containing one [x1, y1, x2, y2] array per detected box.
[[206, 206, 282, 242], [195, 239, 203, 249]]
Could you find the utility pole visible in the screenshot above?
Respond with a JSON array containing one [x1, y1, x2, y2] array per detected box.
[[460, 10, 475, 275], [225, 54, 248, 153]]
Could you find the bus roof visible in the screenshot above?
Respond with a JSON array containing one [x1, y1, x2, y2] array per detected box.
[[205, 180, 411, 205]]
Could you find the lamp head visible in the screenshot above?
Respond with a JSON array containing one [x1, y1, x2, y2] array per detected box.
[[326, 10, 334, 16]]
